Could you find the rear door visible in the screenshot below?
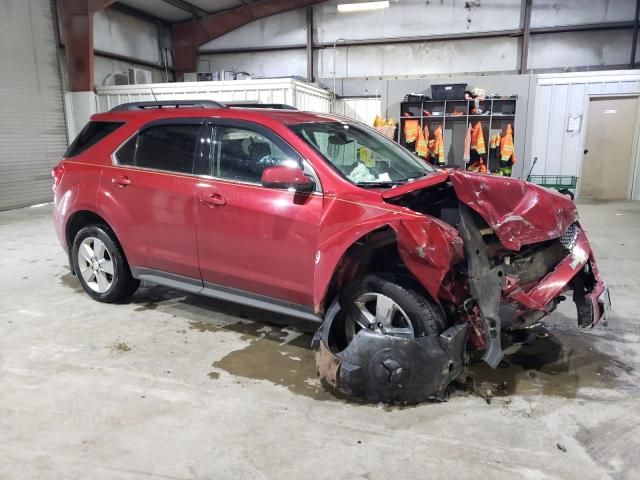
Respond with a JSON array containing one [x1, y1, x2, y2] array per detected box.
[[101, 119, 205, 279], [195, 120, 323, 307]]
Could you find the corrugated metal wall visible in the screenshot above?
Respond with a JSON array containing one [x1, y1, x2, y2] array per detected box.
[[332, 97, 381, 125], [530, 71, 640, 199], [0, 0, 67, 210], [94, 79, 331, 114]]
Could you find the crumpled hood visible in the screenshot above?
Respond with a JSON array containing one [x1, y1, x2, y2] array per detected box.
[[383, 171, 578, 251]]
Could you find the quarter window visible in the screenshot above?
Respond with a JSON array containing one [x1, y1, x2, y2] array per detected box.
[[214, 127, 296, 183], [115, 135, 136, 166], [65, 121, 124, 158]]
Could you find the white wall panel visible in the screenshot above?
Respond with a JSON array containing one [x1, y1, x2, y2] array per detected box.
[[94, 9, 160, 64], [316, 37, 520, 79], [94, 57, 168, 86], [528, 30, 633, 70], [200, 10, 307, 50], [531, 0, 635, 27], [530, 71, 640, 200], [198, 51, 307, 78], [91, 8, 167, 87], [314, 0, 521, 43]]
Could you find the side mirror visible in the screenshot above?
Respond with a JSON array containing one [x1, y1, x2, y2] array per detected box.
[[261, 165, 315, 192]]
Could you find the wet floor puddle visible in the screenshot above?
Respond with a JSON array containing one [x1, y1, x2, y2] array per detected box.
[[468, 329, 635, 400], [190, 319, 340, 401], [60, 281, 636, 403]]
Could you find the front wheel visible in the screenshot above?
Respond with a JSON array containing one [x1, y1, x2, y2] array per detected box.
[[330, 274, 446, 352], [72, 225, 139, 303]]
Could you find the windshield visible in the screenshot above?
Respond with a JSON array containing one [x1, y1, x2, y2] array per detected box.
[[289, 121, 436, 186]]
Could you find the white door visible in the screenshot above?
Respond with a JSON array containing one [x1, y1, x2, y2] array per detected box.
[[0, 0, 67, 210], [581, 97, 639, 200]]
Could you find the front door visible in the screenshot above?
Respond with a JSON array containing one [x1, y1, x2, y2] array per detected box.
[[101, 119, 205, 279], [581, 96, 639, 200], [195, 121, 323, 308]]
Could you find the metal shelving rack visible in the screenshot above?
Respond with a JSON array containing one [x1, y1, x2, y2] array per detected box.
[[398, 96, 517, 170]]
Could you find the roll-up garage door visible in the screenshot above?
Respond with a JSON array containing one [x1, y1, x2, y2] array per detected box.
[[0, 0, 67, 211]]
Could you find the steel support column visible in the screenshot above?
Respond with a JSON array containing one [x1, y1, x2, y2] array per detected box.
[[519, 0, 532, 74], [631, 0, 640, 67], [306, 6, 314, 82], [57, 0, 116, 91]]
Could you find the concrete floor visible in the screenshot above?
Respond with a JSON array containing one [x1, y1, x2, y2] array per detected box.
[[0, 201, 639, 480]]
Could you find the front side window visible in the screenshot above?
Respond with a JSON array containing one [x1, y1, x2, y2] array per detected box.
[[289, 122, 436, 187], [213, 127, 296, 183]]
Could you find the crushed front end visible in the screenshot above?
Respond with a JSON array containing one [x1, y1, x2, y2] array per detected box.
[[314, 171, 610, 403]]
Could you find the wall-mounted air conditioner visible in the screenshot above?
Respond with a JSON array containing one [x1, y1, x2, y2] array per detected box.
[[128, 68, 153, 85], [113, 72, 129, 85]]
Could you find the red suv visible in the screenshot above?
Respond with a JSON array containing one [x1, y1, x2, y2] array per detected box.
[[53, 100, 610, 403]]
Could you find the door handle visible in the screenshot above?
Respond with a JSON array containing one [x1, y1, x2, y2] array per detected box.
[[112, 175, 131, 187], [200, 192, 226, 207]]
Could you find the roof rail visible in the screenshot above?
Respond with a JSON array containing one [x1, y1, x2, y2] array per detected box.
[[227, 103, 298, 110], [109, 100, 227, 112]]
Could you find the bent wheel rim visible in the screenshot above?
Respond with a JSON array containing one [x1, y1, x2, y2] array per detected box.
[[345, 292, 414, 342], [77, 237, 114, 294]]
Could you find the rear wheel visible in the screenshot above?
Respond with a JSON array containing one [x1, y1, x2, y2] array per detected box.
[[72, 225, 139, 303]]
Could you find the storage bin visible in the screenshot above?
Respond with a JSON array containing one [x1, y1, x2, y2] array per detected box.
[[431, 83, 467, 100]]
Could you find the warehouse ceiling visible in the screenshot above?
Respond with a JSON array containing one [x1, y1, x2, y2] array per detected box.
[[116, 0, 263, 22]]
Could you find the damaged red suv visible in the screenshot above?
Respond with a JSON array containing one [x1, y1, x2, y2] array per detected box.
[[52, 100, 610, 403]]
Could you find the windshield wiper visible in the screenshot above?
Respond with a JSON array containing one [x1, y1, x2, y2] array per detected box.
[[356, 181, 405, 188], [404, 171, 433, 180]]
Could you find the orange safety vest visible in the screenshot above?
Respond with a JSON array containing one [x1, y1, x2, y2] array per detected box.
[[500, 124, 517, 163], [404, 119, 419, 143], [490, 133, 501, 149], [432, 126, 445, 165], [463, 125, 472, 163], [471, 122, 486, 155], [415, 126, 428, 157]]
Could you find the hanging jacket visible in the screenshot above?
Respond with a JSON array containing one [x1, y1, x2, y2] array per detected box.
[[463, 125, 472, 163], [468, 159, 488, 174], [432, 126, 445, 165], [471, 122, 486, 155], [415, 126, 428, 157], [500, 124, 517, 164], [490, 133, 501, 150], [404, 119, 419, 143]]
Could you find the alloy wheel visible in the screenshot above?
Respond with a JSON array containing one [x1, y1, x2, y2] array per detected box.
[[345, 292, 415, 342], [77, 236, 114, 293]]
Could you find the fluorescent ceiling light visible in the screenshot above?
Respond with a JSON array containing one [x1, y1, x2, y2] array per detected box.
[[337, 1, 390, 13]]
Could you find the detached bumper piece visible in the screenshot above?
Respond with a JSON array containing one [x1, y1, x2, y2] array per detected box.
[[312, 300, 469, 404]]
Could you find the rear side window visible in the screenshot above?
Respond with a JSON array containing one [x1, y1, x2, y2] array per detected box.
[[115, 124, 201, 174], [65, 121, 124, 158]]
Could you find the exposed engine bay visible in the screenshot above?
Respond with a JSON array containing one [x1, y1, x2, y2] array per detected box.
[[313, 171, 611, 403]]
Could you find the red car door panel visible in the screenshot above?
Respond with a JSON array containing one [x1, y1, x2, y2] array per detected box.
[[99, 120, 204, 279], [195, 122, 322, 307]]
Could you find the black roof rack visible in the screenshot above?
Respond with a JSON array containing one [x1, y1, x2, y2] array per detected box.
[[109, 100, 227, 112], [227, 103, 297, 110]]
